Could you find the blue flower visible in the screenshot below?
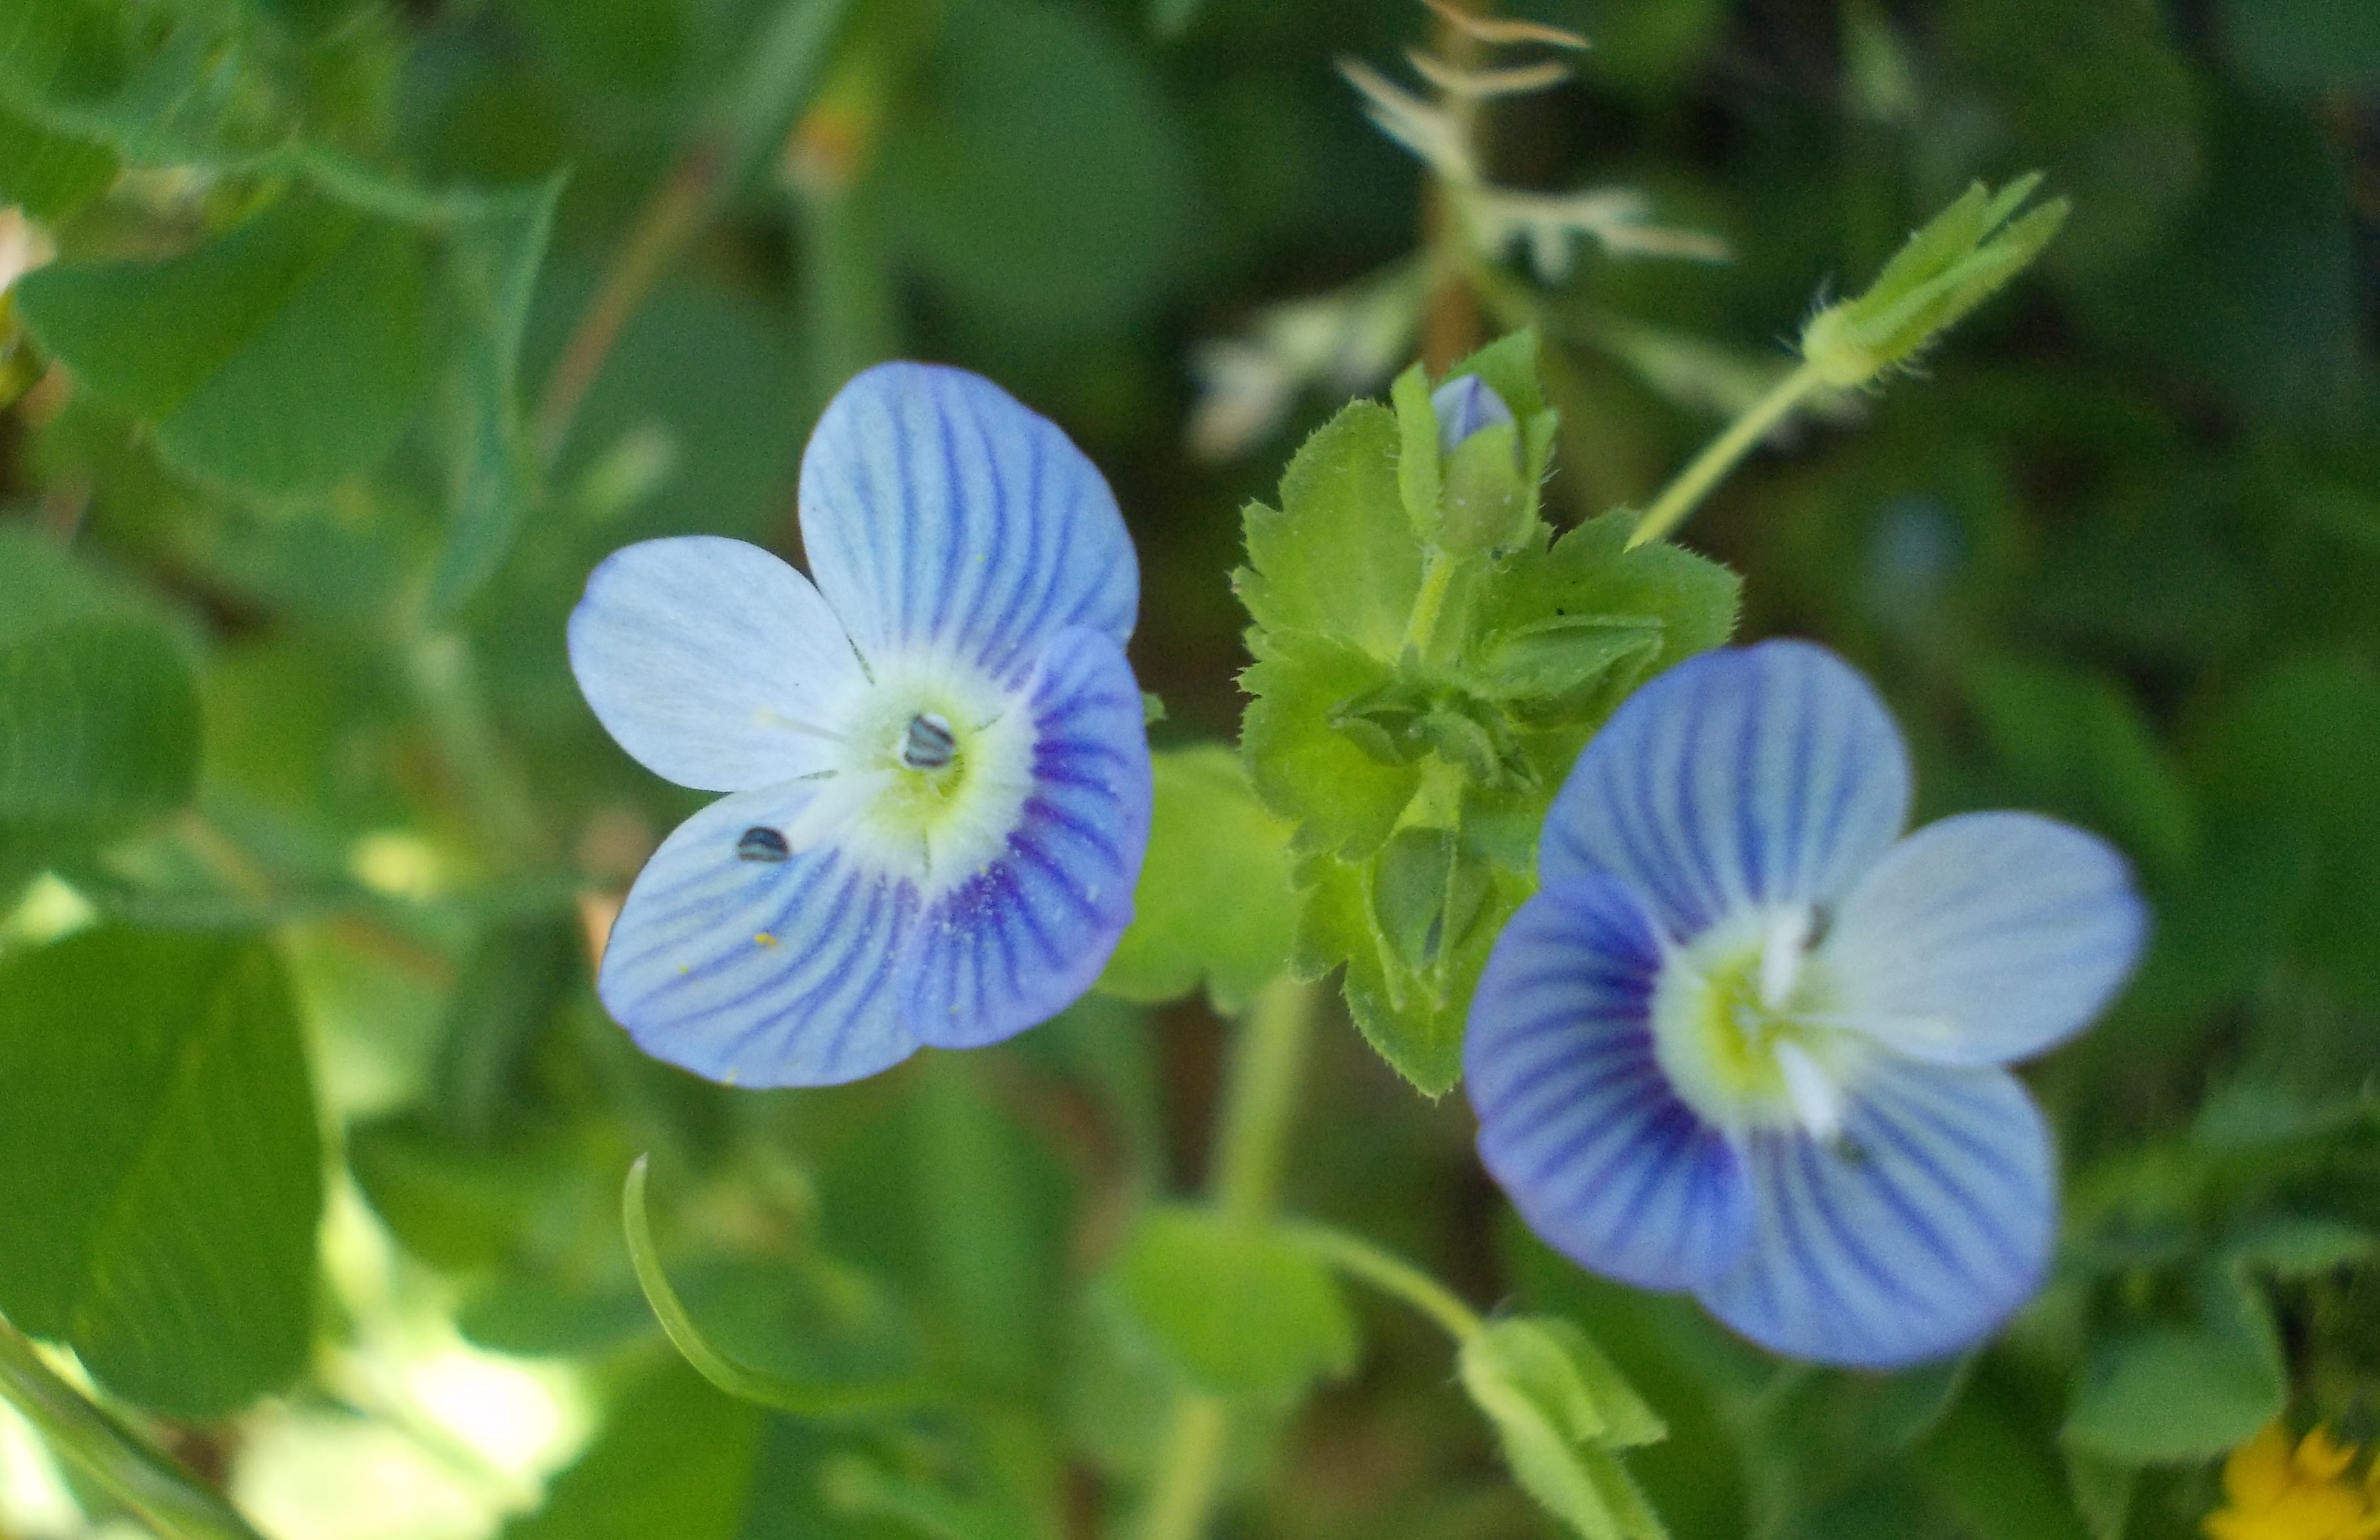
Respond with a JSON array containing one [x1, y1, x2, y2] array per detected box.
[[569, 362, 1153, 1088], [1432, 373, 1515, 454], [1464, 640, 2146, 1367]]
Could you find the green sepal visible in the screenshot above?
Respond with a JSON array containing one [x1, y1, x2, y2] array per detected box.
[[1235, 400, 1421, 660], [1800, 176, 2069, 387], [1099, 744, 1302, 1012], [1442, 330, 1559, 535], [1391, 361, 1442, 541], [1458, 1317, 1670, 1540], [1441, 418, 1529, 553], [1113, 1204, 1359, 1399]]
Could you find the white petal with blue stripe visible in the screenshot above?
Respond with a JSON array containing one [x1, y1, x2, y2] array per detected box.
[[1541, 640, 1911, 940], [1467, 873, 1754, 1293], [568, 537, 870, 793], [900, 627, 1152, 1049], [1695, 1058, 2054, 1368], [799, 363, 1138, 680], [1822, 811, 2148, 1067], [597, 781, 921, 1088]]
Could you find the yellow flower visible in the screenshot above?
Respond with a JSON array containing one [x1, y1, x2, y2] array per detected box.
[[2204, 1422, 2380, 1540]]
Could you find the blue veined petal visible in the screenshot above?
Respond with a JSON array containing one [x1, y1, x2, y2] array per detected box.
[[1823, 811, 2148, 1067], [1467, 873, 1754, 1292], [1540, 640, 1911, 941], [900, 626, 1152, 1048], [1432, 373, 1514, 454], [799, 363, 1138, 682], [1695, 1058, 2053, 1368], [569, 537, 869, 793], [598, 783, 921, 1088]]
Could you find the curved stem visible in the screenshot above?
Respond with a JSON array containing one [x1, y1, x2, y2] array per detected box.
[[0, 1320, 266, 1540], [1626, 358, 1826, 549], [1282, 1221, 1484, 1344], [622, 1156, 936, 1418]]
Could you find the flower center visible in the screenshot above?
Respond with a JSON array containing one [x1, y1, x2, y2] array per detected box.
[[900, 712, 958, 770], [769, 654, 1036, 895], [1648, 905, 1864, 1140]]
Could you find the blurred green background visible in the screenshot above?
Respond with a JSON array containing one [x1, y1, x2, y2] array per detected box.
[[0, 0, 2376, 1537]]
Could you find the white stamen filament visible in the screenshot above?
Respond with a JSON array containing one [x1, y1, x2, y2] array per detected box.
[[1758, 905, 1814, 1011], [1773, 1040, 1845, 1142]]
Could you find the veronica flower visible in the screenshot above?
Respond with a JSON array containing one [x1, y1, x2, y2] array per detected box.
[[1465, 640, 2145, 1366], [569, 362, 1152, 1087]]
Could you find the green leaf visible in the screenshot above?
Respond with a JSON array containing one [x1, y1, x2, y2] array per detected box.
[[503, 1358, 763, 1540], [1292, 841, 1528, 1097], [1236, 400, 1423, 659], [0, 930, 320, 1417], [874, 0, 1194, 338], [2061, 1325, 2281, 1464], [0, 618, 199, 827], [1115, 1204, 1357, 1398], [17, 194, 430, 494], [1963, 654, 2197, 875], [2064, 1450, 2135, 1540], [2222, 0, 2380, 95], [1241, 635, 1420, 858], [2222, 1215, 2379, 1278], [1459, 1319, 1669, 1540], [2192, 652, 2380, 1001], [0, 101, 115, 219], [428, 174, 565, 616], [1099, 744, 1301, 1011], [1467, 512, 1741, 721]]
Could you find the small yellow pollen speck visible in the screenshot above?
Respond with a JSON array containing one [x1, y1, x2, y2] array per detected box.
[[754, 932, 778, 948], [676, 964, 690, 975]]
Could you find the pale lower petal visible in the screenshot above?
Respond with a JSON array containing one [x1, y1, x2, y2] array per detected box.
[[799, 363, 1137, 682], [1820, 811, 2147, 1067], [1696, 1058, 2053, 1368], [1467, 873, 1754, 1292], [598, 783, 921, 1087], [900, 627, 1152, 1049], [569, 537, 868, 792], [1540, 640, 1911, 940]]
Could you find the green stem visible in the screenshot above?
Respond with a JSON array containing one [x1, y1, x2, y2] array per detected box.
[[1626, 358, 1827, 549], [1401, 552, 1461, 663], [404, 631, 551, 869], [1209, 978, 1320, 1226], [1139, 977, 1320, 1540], [1282, 1221, 1484, 1344], [622, 1156, 935, 1418], [1137, 1394, 1231, 1540], [0, 1321, 267, 1540]]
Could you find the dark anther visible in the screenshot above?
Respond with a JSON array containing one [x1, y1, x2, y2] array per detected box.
[[736, 826, 791, 862], [901, 712, 958, 770]]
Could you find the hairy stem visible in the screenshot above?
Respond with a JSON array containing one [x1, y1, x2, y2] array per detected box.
[[1626, 358, 1827, 549], [0, 1320, 267, 1540], [1139, 977, 1321, 1540]]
